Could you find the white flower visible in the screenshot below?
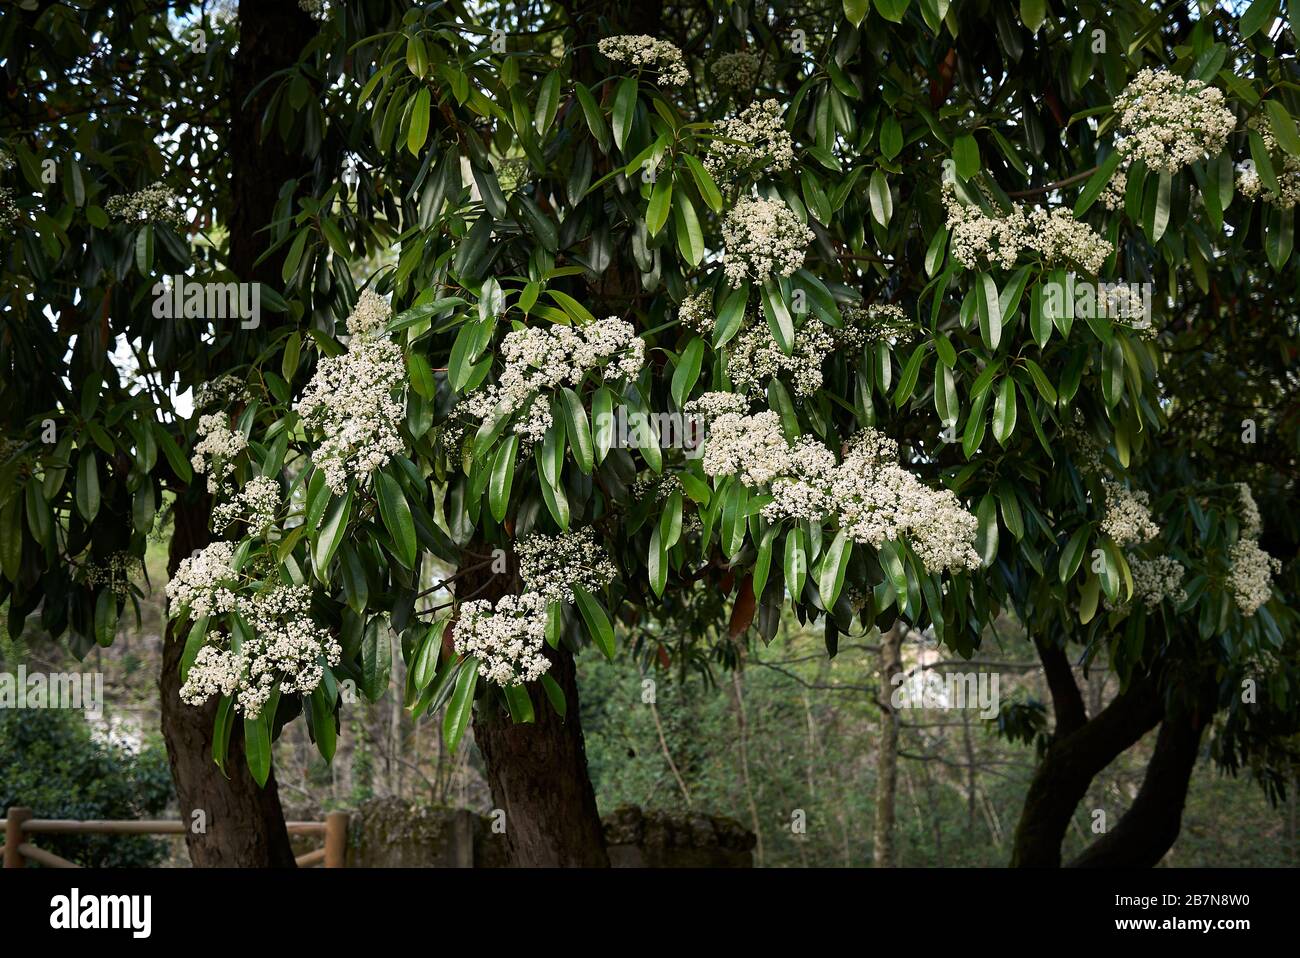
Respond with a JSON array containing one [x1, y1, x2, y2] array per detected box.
[[453, 593, 552, 686], [727, 321, 834, 397], [836, 303, 911, 350], [517, 528, 617, 603], [943, 185, 1112, 273], [104, 183, 186, 228], [166, 541, 238, 618], [598, 35, 689, 86], [191, 413, 247, 494], [705, 100, 795, 183], [722, 197, 813, 285], [679, 291, 715, 335], [0, 187, 20, 231], [1228, 538, 1280, 616], [684, 391, 749, 422], [1122, 554, 1187, 608], [296, 308, 406, 495], [1113, 69, 1235, 175], [462, 317, 644, 445], [1236, 116, 1300, 208], [212, 475, 280, 533], [711, 52, 762, 90], [1100, 479, 1161, 547]]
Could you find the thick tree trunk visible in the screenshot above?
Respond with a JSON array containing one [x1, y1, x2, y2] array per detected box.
[[873, 622, 903, 867], [1070, 680, 1215, 868], [158, 492, 297, 867], [1011, 639, 1164, 867], [461, 544, 608, 867], [472, 643, 610, 866]]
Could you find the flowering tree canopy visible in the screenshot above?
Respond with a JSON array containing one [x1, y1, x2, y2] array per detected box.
[[1, 0, 1298, 867]]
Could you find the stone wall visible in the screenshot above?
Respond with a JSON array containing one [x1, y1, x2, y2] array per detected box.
[[341, 798, 754, 868]]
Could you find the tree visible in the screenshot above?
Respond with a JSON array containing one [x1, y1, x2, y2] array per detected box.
[[6, 0, 1296, 870]]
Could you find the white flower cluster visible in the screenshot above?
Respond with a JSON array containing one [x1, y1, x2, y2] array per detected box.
[[453, 593, 552, 686], [165, 540, 238, 618], [836, 303, 911, 350], [1099, 165, 1128, 211], [84, 552, 143, 597], [104, 183, 186, 228], [679, 291, 715, 335], [597, 35, 689, 86], [711, 51, 762, 90], [1112, 69, 1235, 175], [1128, 554, 1187, 607], [517, 527, 617, 603], [463, 317, 644, 445], [684, 390, 749, 422], [703, 416, 981, 572], [212, 475, 280, 533], [727, 321, 834, 396], [0, 148, 14, 171], [1228, 538, 1280, 616], [631, 472, 685, 503], [722, 197, 813, 285], [297, 296, 406, 495], [1237, 483, 1262, 538], [298, 0, 328, 20], [194, 373, 248, 410], [1100, 479, 1161, 547], [180, 585, 341, 717], [705, 100, 795, 182], [191, 413, 247, 494], [1236, 116, 1300, 208], [944, 186, 1112, 273], [0, 186, 19, 231]]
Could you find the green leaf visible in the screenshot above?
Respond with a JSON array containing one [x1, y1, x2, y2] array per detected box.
[[489, 433, 519, 522], [443, 657, 480, 753], [844, 0, 870, 26], [1264, 100, 1300, 157], [313, 489, 352, 582], [671, 337, 705, 407], [407, 350, 437, 399], [360, 618, 392, 701], [75, 451, 100, 523], [375, 471, 417, 569], [954, 134, 980, 181], [784, 526, 807, 599], [893, 342, 927, 408], [408, 87, 431, 156], [682, 154, 724, 212], [975, 493, 999, 567], [992, 376, 1017, 445], [535, 69, 562, 135], [1020, 0, 1046, 32], [761, 278, 794, 355], [976, 272, 1002, 351], [868, 169, 892, 226], [647, 175, 672, 235], [309, 682, 337, 762], [134, 225, 154, 276], [713, 285, 749, 348], [503, 683, 536, 724], [673, 194, 704, 266], [1075, 150, 1125, 216], [575, 82, 610, 149], [818, 530, 853, 608], [244, 711, 272, 787], [648, 522, 668, 596], [1241, 0, 1279, 39], [540, 673, 567, 717], [612, 77, 638, 151], [559, 387, 594, 474], [1150, 170, 1171, 244], [1058, 526, 1090, 582], [573, 585, 616, 659]]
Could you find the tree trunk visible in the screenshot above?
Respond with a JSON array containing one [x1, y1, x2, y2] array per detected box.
[[1070, 680, 1216, 868], [460, 543, 608, 867], [158, 491, 297, 867], [1010, 642, 1164, 867], [873, 622, 903, 867]]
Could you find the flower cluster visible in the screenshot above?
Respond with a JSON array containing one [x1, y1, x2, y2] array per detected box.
[[944, 186, 1112, 273], [703, 415, 981, 572], [1235, 116, 1300, 208], [165, 541, 238, 618], [1112, 69, 1235, 175], [597, 35, 688, 86], [0, 148, 14, 172], [1237, 482, 1262, 539], [722, 197, 813, 285], [1100, 480, 1161, 547], [711, 51, 762, 90], [84, 552, 144, 597], [517, 528, 618, 602], [727, 321, 834, 396], [297, 295, 406, 495], [1128, 554, 1187, 607], [836, 303, 912, 350], [631, 472, 685, 503], [453, 593, 552, 686], [0, 186, 19, 231], [463, 317, 644, 445], [104, 183, 186, 228], [191, 413, 247, 494], [194, 373, 248, 411], [180, 585, 341, 717], [684, 390, 749, 423], [212, 475, 280, 533], [679, 291, 715, 336], [705, 100, 795, 183], [1228, 538, 1280, 616], [298, 0, 328, 20]]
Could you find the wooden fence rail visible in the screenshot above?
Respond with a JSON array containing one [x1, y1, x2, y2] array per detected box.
[[1, 807, 349, 868]]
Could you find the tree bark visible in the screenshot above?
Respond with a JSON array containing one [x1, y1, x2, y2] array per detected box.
[[158, 490, 297, 867], [1010, 648, 1164, 867], [873, 622, 903, 867], [461, 544, 609, 867], [1070, 680, 1216, 868]]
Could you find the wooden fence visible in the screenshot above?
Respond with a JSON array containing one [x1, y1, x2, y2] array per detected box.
[[1, 807, 348, 868]]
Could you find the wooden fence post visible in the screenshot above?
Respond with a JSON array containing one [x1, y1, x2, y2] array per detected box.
[[324, 811, 347, 868], [5, 807, 31, 868]]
